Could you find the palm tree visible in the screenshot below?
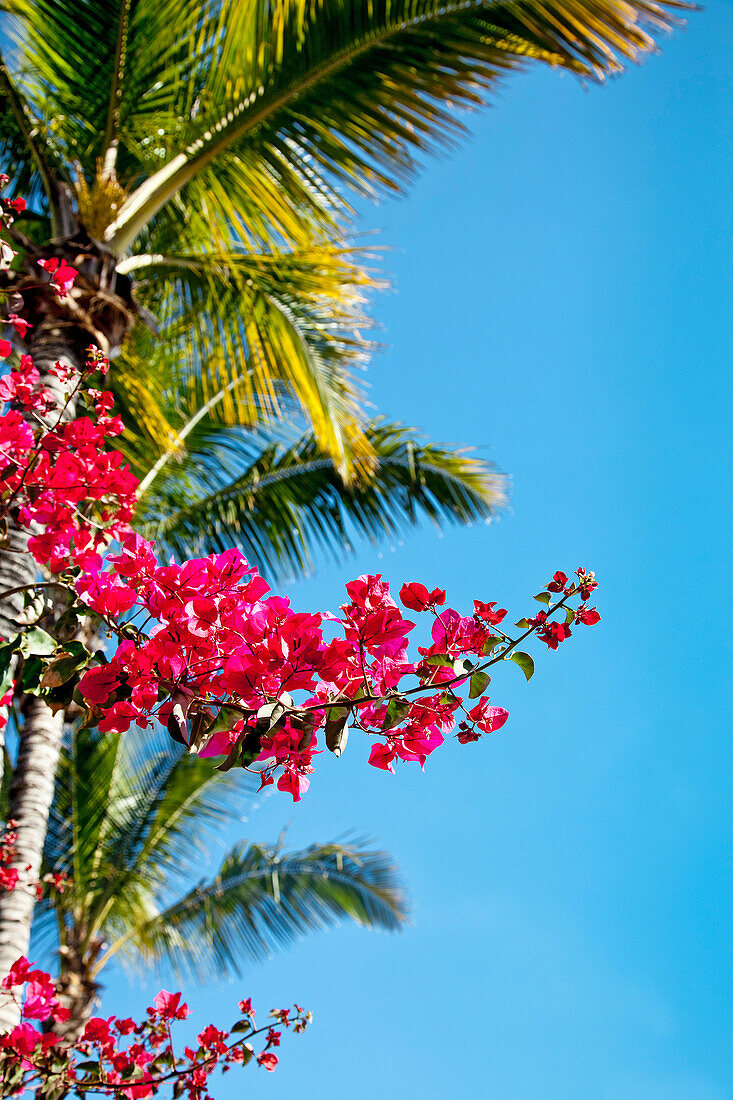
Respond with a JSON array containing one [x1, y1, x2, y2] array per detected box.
[[26, 725, 407, 1039], [0, 0, 688, 1016]]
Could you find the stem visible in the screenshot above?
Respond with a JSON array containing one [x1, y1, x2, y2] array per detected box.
[[0, 581, 73, 604]]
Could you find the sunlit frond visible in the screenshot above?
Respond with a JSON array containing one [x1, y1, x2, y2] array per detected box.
[[112, 242, 382, 475], [136, 419, 506, 582], [102, 0, 688, 249]]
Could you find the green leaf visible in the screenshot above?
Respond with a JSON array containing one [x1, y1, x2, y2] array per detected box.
[[21, 655, 45, 694], [509, 651, 535, 681], [292, 710, 316, 752], [534, 592, 551, 605], [240, 728, 263, 768], [469, 671, 490, 699], [514, 618, 530, 629], [74, 1061, 100, 1073], [424, 653, 452, 668], [381, 697, 409, 731], [0, 638, 18, 696], [200, 705, 246, 752], [230, 1020, 253, 1034], [215, 737, 245, 773], [482, 636, 504, 656], [19, 627, 56, 657], [453, 658, 474, 678], [565, 607, 575, 625], [43, 678, 80, 715], [324, 706, 349, 757], [39, 645, 91, 691]]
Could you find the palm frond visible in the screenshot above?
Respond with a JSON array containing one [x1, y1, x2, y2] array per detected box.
[[43, 727, 124, 894], [1, 0, 207, 175], [136, 418, 506, 582], [36, 731, 407, 988], [102, 0, 688, 249], [118, 839, 407, 981], [111, 242, 382, 475], [97, 728, 252, 902], [0, 43, 62, 214]]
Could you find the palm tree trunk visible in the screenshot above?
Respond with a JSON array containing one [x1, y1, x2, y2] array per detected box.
[[50, 943, 102, 1041], [0, 697, 64, 1029], [0, 330, 80, 1029]]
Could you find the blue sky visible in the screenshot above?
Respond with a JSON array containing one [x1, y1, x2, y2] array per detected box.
[[101, 8, 732, 1098]]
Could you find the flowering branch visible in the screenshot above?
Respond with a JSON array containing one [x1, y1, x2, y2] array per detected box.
[[0, 958, 310, 1098]]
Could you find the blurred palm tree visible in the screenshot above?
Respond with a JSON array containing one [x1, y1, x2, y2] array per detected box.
[[30, 726, 407, 1038]]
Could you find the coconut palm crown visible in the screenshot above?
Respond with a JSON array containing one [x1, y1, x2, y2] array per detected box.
[[0, 0, 687, 476]]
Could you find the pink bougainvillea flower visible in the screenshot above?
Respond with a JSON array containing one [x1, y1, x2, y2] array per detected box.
[[153, 990, 189, 1020], [8, 313, 30, 338], [399, 582, 446, 612], [2, 956, 39, 989], [276, 768, 310, 802], [22, 978, 59, 1021], [473, 600, 507, 626], [368, 741, 398, 773], [258, 1052, 279, 1071], [466, 699, 509, 734], [3, 1022, 41, 1069], [38, 257, 77, 295], [78, 663, 122, 705]]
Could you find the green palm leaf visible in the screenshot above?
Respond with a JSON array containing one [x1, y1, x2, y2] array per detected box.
[[35, 728, 250, 956], [101, 0, 687, 250], [136, 418, 506, 581], [112, 242, 381, 475], [0, 46, 62, 213], [2, 0, 688, 482], [3, 0, 687, 250], [111, 840, 406, 981]]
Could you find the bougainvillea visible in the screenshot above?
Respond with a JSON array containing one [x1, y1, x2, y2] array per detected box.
[[0, 955, 310, 1098], [0, 332, 599, 804], [0, 345, 137, 573], [0, 178, 599, 1088], [0, 177, 600, 806]]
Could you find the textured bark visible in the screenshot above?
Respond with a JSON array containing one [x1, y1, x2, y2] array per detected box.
[[0, 331, 81, 1029], [49, 941, 103, 1041]]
